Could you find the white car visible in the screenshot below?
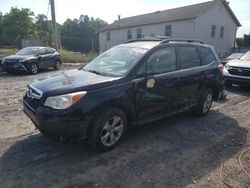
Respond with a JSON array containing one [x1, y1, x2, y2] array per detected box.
[[223, 51, 250, 86]]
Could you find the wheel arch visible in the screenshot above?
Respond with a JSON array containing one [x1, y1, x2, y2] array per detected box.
[[201, 83, 222, 101], [86, 101, 133, 136]]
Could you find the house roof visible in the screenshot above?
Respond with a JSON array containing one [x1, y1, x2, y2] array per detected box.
[[99, 0, 241, 32]]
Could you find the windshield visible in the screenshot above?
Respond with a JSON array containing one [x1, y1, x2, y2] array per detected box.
[[240, 52, 250, 61], [16, 47, 39, 55], [82, 46, 148, 77]]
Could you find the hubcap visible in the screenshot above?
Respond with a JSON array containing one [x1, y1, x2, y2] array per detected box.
[[203, 93, 213, 113], [55, 61, 61, 69], [31, 64, 38, 73], [100, 116, 124, 147]]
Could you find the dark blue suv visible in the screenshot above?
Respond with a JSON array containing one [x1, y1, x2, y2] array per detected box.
[[2, 47, 61, 74], [23, 39, 223, 151]]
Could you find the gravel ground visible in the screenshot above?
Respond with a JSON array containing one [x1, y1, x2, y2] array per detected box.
[[0, 64, 249, 188]]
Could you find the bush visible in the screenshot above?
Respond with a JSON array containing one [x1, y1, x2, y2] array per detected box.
[[60, 49, 97, 63], [0, 48, 18, 59]]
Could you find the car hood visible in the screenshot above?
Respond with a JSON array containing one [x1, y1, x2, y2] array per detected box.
[[227, 59, 250, 68], [29, 69, 121, 96], [4, 54, 36, 61]]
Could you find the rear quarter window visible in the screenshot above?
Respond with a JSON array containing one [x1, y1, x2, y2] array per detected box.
[[198, 47, 216, 65], [179, 46, 200, 69], [47, 48, 56, 54]]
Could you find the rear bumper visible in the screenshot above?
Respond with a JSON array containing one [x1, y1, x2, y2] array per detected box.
[[23, 100, 92, 140]]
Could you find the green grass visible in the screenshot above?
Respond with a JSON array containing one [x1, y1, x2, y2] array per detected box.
[[0, 48, 18, 59], [60, 50, 97, 63]]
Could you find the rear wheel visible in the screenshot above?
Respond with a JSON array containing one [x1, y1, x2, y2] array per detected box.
[[193, 88, 213, 116], [30, 63, 38, 74], [53, 61, 61, 70], [88, 108, 127, 151]]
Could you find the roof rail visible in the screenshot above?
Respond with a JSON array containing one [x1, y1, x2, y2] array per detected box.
[[160, 38, 205, 44], [124, 39, 162, 44]]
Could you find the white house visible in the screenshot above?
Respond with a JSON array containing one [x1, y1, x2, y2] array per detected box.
[[98, 0, 241, 57]]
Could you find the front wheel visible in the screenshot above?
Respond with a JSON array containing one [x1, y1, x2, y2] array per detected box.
[[88, 108, 127, 151], [193, 88, 213, 116], [30, 63, 38, 74]]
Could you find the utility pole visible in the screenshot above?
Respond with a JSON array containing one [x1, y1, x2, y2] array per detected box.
[[50, 0, 59, 50]]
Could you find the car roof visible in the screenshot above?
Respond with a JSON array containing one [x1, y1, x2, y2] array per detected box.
[[117, 39, 213, 50], [22, 46, 55, 50], [118, 41, 162, 50]]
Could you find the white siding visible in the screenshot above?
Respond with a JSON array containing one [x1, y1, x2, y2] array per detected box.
[[99, 20, 193, 52], [99, 1, 238, 56], [194, 1, 238, 57]]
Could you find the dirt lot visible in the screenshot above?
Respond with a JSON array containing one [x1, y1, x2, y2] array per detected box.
[[0, 64, 249, 188]]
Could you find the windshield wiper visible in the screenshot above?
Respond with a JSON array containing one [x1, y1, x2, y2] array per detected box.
[[85, 69, 104, 76]]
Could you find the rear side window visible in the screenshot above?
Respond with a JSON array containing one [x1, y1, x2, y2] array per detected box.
[[198, 47, 216, 65], [39, 48, 47, 55], [179, 46, 200, 69], [147, 47, 176, 74], [47, 48, 56, 54]]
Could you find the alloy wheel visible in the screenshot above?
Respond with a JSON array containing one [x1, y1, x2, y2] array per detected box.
[[100, 116, 124, 147], [31, 63, 38, 74], [202, 93, 213, 113]]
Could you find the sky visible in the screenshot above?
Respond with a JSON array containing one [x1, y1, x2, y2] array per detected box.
[[0, 0, 249, 37]]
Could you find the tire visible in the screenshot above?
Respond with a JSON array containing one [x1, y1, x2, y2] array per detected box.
[[88, 108, 127, 151], [192, 88, 213, 116], [29, 63, 38, 74], [53, 61, 61, 70]]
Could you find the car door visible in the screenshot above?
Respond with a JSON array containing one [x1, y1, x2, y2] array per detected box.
[[175, 45, 203, 106], [38, 48, 51, 68], [133, 45, 183, 122], [46, 48, 56, 67]]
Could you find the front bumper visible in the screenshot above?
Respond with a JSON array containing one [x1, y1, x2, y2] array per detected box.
[[3, 62, 27, 72], [223, 69, 250, 85], [23, 99, 92, 140]]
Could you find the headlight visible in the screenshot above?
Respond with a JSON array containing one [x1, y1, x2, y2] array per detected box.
[[19, 59, 26, 63], [224, 64, 231, 70], [19, 57, 33, 62], [44, 91, 87, 110]]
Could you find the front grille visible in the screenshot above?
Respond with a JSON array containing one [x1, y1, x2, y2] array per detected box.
[[24, 86, 44, 110], [24, 95, 43, 110], [3, 61, 17, 68], [228, 66, 250, 77]]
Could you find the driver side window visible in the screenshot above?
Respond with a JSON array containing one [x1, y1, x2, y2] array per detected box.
[[147, 47, 176, 75]]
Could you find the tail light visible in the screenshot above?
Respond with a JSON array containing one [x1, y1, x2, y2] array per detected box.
[[218, 63, 224, 75]]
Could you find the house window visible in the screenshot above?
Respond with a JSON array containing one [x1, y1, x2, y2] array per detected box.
[[211, 25, 216, 38], [127, 29, 132, 40], [107, 32, 111, 41], [165, 25, 172, 37], [220, 26, 224, 38], [137, 28, 142, 39]]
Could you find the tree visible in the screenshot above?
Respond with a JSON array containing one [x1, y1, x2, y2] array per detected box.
[[1, 7, 36, 48], [60, 15, 107, 52], [0, 12, 3, 46], [236, 34, 250, 47], [35, 14, 52, 46], [0, 7, 108, 52]]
